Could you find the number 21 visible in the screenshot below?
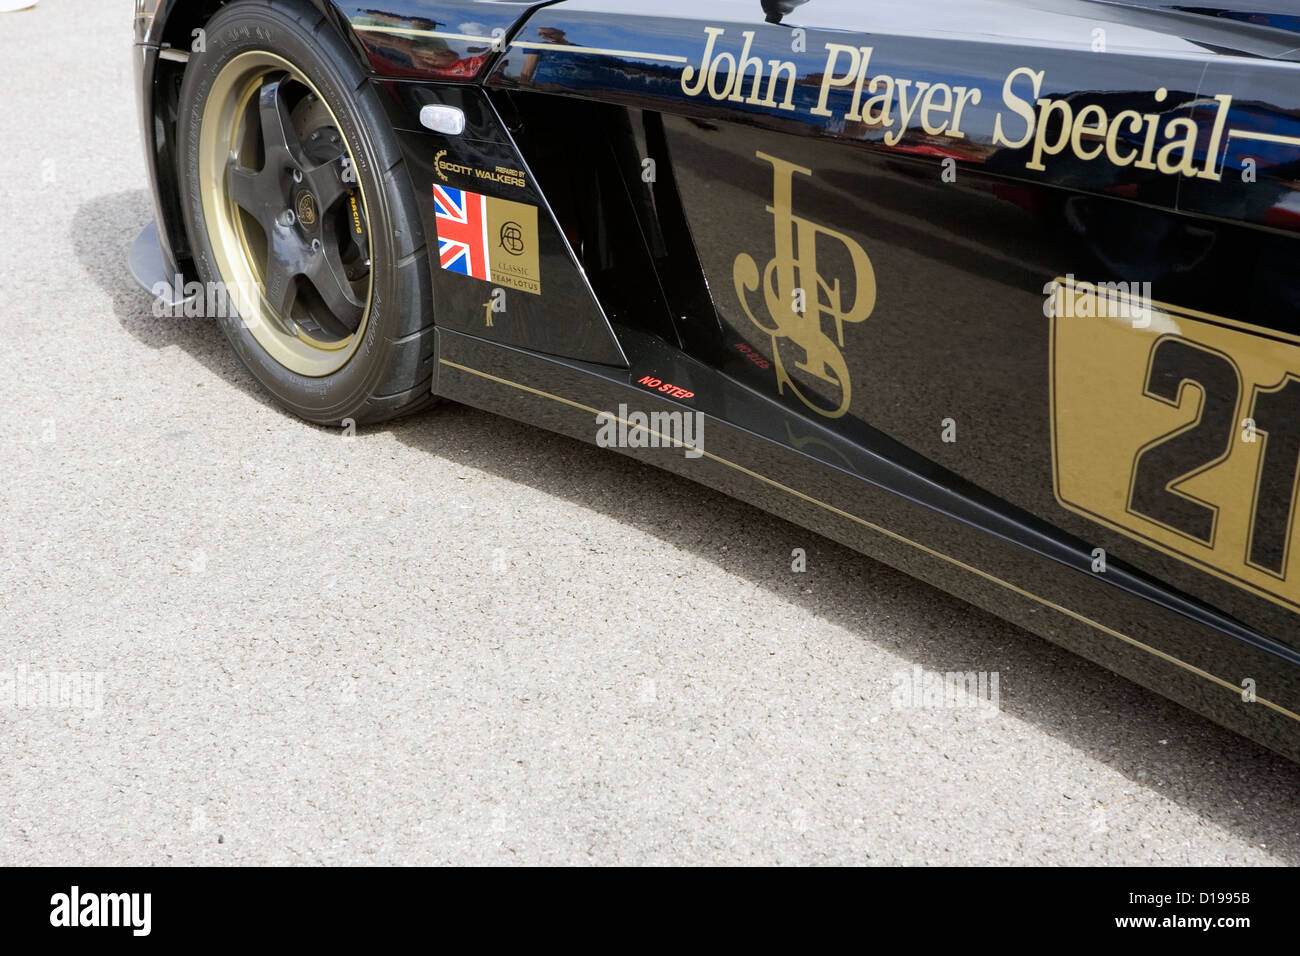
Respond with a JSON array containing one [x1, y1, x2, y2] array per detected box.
[[1128, 336, 1300, 579]]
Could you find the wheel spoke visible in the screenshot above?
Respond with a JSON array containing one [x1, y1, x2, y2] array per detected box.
[[227, 163, 265, 217], [304, 148, 354, 214], [306, 236, 365, 332], [261, 241, 301, 319], [258, 76, 305, 167]]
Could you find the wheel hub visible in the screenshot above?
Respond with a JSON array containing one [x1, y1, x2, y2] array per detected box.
[[294, 190, 317, 229]]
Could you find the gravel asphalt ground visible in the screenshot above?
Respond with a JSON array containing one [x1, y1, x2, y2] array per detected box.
[[0, 0, 1297, 865]]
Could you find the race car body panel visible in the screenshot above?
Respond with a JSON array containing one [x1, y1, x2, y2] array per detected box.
[[133, 0, 1300, 760], [375, 81, 629, 365], [343, 1, 554, 81]]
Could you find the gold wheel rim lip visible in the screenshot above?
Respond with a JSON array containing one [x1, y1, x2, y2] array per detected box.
[[198, 51, 374, 378]]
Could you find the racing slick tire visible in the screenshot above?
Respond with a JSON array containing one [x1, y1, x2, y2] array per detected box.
[[177, 0, 436, 425]]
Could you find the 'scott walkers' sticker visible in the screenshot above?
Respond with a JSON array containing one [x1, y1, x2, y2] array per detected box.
[[1050, 277, 1300, 612], [433, 185, 541, 295]]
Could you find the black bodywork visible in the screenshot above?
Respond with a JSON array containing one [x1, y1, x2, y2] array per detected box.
[[135, 0, 1300, 761]]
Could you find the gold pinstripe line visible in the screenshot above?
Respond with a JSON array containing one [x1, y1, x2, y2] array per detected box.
[[1228, 129, 1300, 147], [508, 41, 689, 63], [441, 357, 1300, 724], [352, 25, 498, 44]]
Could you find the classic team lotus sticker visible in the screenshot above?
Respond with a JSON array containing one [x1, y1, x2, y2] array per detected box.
[[433, 185, 541, 295]]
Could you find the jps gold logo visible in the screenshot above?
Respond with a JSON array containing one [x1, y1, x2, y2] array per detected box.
[[733, 152, 876, 418]]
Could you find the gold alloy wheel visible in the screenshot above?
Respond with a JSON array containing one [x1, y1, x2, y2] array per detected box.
[[198, 51, 373, 377]]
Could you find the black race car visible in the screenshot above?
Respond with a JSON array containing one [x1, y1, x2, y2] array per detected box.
[[132, 0, 1300, 761]]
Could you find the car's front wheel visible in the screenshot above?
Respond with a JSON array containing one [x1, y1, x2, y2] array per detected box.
[[177, 0, 436, 425]]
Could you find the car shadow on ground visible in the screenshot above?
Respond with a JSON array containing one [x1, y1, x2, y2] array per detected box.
[[75, 190, 285, 417], [81, 189, 1300, 862]]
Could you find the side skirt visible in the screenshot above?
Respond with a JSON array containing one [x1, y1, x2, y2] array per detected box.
[[433, 327, 1300, 761]]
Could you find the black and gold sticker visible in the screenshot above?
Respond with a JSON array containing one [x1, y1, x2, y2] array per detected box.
[[1050, 277, 1300, 612], [485, 195, 539, 296]]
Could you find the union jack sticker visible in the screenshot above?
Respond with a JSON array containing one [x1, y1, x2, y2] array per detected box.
[[433, 185, 540, 295]]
